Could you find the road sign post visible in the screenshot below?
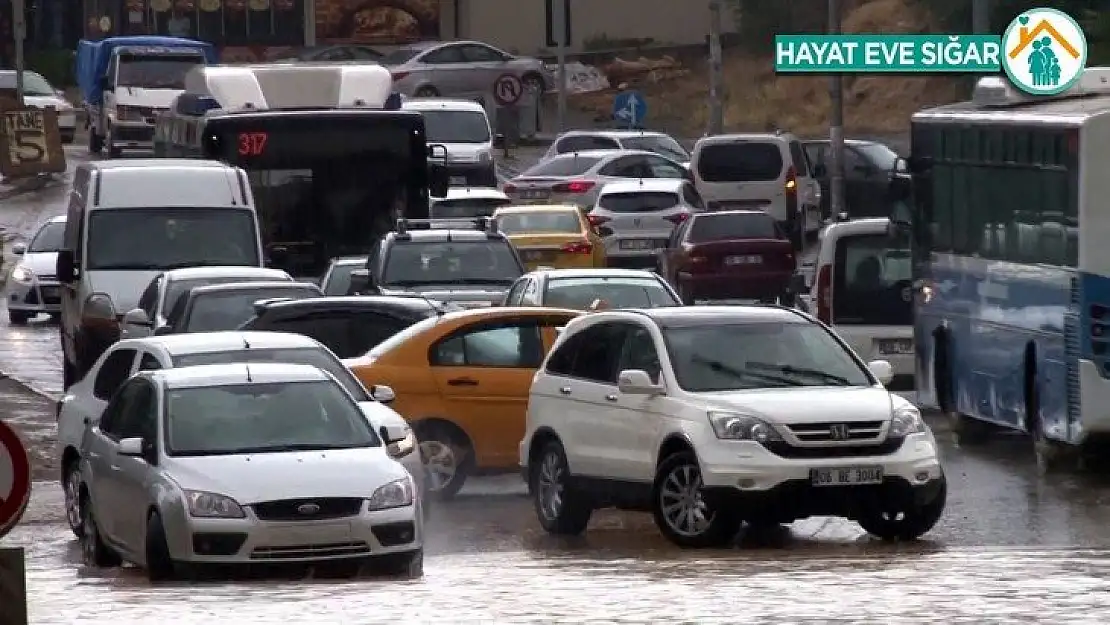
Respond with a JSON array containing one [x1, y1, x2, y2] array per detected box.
[[612, 90, 647, 129], [0, 419, 32, 625], [492, 74, 525, 156]]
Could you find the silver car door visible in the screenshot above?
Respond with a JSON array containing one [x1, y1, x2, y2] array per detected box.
[[421, 44, 468, 95], [459, 44, 507, 96], [87, 379, 142, 542], [112, 379, 158, 545]]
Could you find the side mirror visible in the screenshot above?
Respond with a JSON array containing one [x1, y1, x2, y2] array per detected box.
[[56, 249, 77, 283], [379, 424, 407, 445], [428, 164, 450, 198], [347, 269, 373, 294], [492, 133, 505, 149], [867, 360, 894, 386], [617, 369, 663, 395], [370, 384, 395, 404], [118, 436, 144, 457], [122, 308, 151, 328], [11, 242, 26, 255]]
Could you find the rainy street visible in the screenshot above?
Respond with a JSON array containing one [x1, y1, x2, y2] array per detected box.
[[6, 151, 1110, 622]]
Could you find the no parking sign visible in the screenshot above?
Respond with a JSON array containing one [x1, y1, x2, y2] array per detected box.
[[0, 419, 32, 539]]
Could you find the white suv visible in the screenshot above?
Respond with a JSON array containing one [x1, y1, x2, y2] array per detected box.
[[520, 306, 945, 547]]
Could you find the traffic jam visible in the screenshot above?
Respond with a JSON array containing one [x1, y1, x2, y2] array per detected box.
[[3, 33, 1109, 622]]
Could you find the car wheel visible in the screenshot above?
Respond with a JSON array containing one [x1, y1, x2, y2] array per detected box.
[[64, 461, 84, 537], [8, 310, 30, 325], [652, 450, 738, 548], [531, 439, 592, 535], [415, 85, 440, 97], [522, 72, 546, 93], [377, 548, 424, 578], [856, 475, 947, 541], [145, 511, 182, 581], [81, 498, 121, 568], [416, 423, 473, 500]]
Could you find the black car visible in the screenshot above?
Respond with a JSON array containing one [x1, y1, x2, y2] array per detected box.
[[239, 295, 453, 358], [159, 281, 323, 335], [802, 139, 907, 219]]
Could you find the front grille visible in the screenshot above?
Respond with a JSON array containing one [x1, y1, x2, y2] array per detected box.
[[762, 436, 905, 459], [251, 497, 364, 521], [250, 541, 371, 560], [785, 421, 884, 443]]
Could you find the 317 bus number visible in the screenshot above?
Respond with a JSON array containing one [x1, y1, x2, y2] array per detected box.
[[237, 132, 268, 156]]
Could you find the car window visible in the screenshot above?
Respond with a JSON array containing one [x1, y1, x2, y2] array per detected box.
[[521, 279, 541, 305], [644, 155, 687, 179], [544, 277, 678, 309], [854, 142, 899, 172], [28, 221, 65, 252], [97, 379, 147, 440], [138, 353, 163, 371], [138, 275, 161, 318], [382, 240, 522, 287], [165, 275, 289, 316], [322, 263, 362, 296], [318, 47, 352, 61], [681, 183, 704, 209], [432, 197, 511, 220], [621, 136, 690, 163], [616, 325, 662, 383], [350, 312, 410, 357], [460, 44, 503, 62], [789, 140, 811, 176], [93, 349, 137, 400], [833, 233, 913, 325], [696, 142, 784, 182], [349, 47, 382, 61], [599, 156, 650, 178], [381, 47, 421, 64], [497, 211, 582, 235], [115, 381, 156, 441], [183, 286, 322, 333], [688, 213, 781, 242], [173, 346, 370, 402], [523, 155, 603, 177], [431, 321, 545, 367], [843, 147, 868, 173], [805, 143, 827, 169], [546, 321, 627, 382], [598, 191, 679, 213], [423, 45, 464, 64], [556, 136, 620, 153]]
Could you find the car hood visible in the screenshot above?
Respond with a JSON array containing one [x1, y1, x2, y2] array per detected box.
[[164, 448, 409, 504], [115, 87, 181, 108], [357, 401, 410, 431], [23, 95, 72, 111], [19, 251, 59, 276], [86, 270, 161, 316], [379, 285, 507, 308], [701, 386, 895, 425]]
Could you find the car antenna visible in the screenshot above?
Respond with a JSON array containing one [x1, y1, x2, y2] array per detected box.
[[245, 363, 253, 382], [242, 335, 251, 349]]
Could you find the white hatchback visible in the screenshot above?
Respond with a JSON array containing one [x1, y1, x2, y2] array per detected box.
[[520, 306, 945, 547]]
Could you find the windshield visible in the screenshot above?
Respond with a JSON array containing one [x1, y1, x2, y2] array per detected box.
[[183, 286, 321, 332], [622, 136, 690, 162], [419, 110, 490, 143], [163, 275, 284, 317], [854, 142, 899, 172], [382, 240, 522, 286], [431, 197, 510, 220], [598, 192, 679, 212], [174, 347, 369, 401], [546, 277, 678, 309], [86, 208, 259, 271], [497, 211, 582, 235], [664, 322, 872, 391], [164, 380, 378, 456], [689, 213, 779, 241], [117, 55, 204, 89], [833, 233, 913, 325], [27, 221, 65, 252], [381, 47, 421, 64], [322, 262, 363, 296], [0, 72, 55, 96], [523, 156, 602, 177]]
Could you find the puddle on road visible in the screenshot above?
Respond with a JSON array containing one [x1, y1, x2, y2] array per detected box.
[[1, 376, 60, 481]]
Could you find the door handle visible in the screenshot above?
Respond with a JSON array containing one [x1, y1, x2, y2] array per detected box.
[[109, 464, 121, 471], [558, 387, 572, 395], [447, 377, 478, 387], [86, 451, 100, 459], [605, 394, 618, 402]]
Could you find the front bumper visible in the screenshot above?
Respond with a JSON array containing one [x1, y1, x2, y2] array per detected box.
[[7, 278, 62, 313]]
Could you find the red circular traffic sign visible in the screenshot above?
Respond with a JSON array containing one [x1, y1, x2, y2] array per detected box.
[[493, 73, 524, 106], [0, 419, 31, 539]]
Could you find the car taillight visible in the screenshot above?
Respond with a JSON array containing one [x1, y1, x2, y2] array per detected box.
[[561, 241, 593, 254], [391, 71, 410, 81], [553, 180, 596, 194], [503, 183, 517, 193], [816, 264, 831, 323], [785, 166, 797, 194], [664, 211, 691, 225], [587, 214, 611, 227], [688, 255, 708, 264]]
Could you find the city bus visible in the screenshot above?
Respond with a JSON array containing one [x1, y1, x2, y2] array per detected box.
[[154, 63, 448, 278], [900, 71, 1108, 471]]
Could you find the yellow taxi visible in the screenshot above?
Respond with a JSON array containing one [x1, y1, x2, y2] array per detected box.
[[493, 204, 606, 270], [344, 306, 581, 499]]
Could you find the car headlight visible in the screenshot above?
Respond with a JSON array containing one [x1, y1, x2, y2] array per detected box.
[[367, 477, 414, 511], [387, 430, 416, 458], [708, 410, 783, 442], [185, 489, 245, 518], [10, 264, 32, 283], [889, 406, 927, 437]]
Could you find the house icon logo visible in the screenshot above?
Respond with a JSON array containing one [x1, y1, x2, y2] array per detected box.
[[1001, 8, 1087, 95]]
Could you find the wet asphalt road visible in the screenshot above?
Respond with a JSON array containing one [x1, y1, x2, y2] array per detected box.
[[6, 147, 1110, 621]]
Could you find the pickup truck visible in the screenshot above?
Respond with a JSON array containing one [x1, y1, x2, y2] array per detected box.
[[76, 35, 217, 157]]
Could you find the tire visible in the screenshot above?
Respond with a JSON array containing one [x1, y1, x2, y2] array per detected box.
[[89, 132, 103, 154], [8, 310, 30, 325], [531, 439, 592, 535], [856, 476, 947, 541], [145, 511, 181, 582], [81, 498, 121, 568], [377, 548, 424, 578], [1027, 366, 1066, 474], [415, 423, 474, 500], [414, 85, 440, 97], [652, 450, 739, 548], [935, 333, 989, 446], [64, 460, 84, 537], [522, 72, 546, 93]]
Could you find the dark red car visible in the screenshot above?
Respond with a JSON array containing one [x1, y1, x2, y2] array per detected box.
[[659, 210, 796, 304]]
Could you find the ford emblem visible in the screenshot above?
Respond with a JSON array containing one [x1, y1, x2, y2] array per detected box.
[[297, 502, 321, 515]]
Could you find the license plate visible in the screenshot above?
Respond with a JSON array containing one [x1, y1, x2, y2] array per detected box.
[[878, 339, 913, 355], [522, 250, 556, 262], [619, 239, 656, 251], [810, 466, 884, 487], [449, 176, 468, 185], [725, 255, 762, 265], [267, 522, 352, 546], [520, 189, 550, 200]]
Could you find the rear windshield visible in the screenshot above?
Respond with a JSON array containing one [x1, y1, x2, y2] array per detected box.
[[432, 197, 511, 220], [523, 156, 602, 177], [689, 213, 780, 242], [598, 191, 679, 213], [622, 136, 690, 163], [697, 142, 784, 182], [545, 277, 679, 309], [832, 233, 912, 325], [497, 211, 582, 234], [165, 275, 285, 317], [184, 286, 321, 332], [173, 347, 369, 402]]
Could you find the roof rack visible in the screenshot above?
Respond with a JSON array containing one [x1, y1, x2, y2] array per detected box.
[[396, 217, 498, 233]]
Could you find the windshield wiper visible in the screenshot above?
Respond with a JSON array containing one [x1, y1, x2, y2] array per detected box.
[[690, 355, 803, 387], [222, 443, 371, 454], [744, 361, 852, 386]]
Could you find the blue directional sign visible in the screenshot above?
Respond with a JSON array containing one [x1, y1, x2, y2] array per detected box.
[[612, 90, 647, 128]]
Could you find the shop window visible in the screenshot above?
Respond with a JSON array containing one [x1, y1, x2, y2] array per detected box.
[[145, 0, 304, 46]]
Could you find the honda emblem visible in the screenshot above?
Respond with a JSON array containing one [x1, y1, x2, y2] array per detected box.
[[828, 424, 849, 441]]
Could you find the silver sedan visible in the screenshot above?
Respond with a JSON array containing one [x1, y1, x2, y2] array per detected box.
[[6, 216, 66, 324], [503, 150, 692, 208], [382, 40, 551, 98]]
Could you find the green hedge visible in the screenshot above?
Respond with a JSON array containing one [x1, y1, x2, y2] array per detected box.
[[27, 49, 76, 87]]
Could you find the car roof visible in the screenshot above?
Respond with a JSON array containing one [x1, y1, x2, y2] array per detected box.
[[821, 217, 890, 235], [439, 187, 509, 201], [161, 266, 289, 281], [636, 305, 807, 328], [44, 215, 67, 224], [256, 295, 439, 316], [544, 149, 633, 161], [393, 229, 503, 242], [693, 209, 768, 218], [187, 281, 319, 296], [331, 255, 369, 266], [114, 330, 320, 356], [599, 178, 686, 194], [494, 204, 579, 215], [803, 138, 884, 147], [89, 158, 236, 171], [558, 129, 671, 139], [403, 98, 486, 113], [150, 361, 331, 390], [528, 268, 664, 280], [696, 133, 792, 145]]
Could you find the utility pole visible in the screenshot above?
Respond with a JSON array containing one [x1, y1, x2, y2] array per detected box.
[[707, 0, 724, 135], [13, 0, 26, 103], [972, 0, 990, 34], [554, 0, 567, 134], [828, 0, 845, 222]]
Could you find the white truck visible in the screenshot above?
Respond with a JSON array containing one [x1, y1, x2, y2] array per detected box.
[[75, 36, 215, 157]]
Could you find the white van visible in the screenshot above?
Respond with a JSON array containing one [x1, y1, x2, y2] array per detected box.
[[402, 98, 500, 187], [56, 159, 263, 388], [801, 218, 914, 394], [689, 132, 822, 238]]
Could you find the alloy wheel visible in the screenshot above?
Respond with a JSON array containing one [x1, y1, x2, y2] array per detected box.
[[536, 451, 565, 521], [65, 467, 82, 533], [420, 440, 458, 492], [658, 463, 714, 537]]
